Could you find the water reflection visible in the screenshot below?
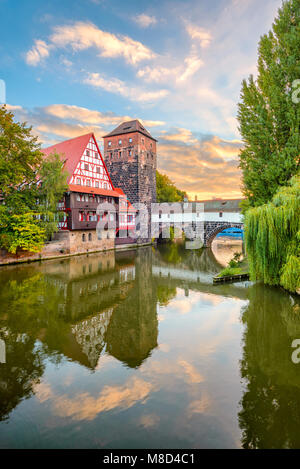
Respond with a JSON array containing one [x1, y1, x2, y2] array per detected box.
[[0, 243, 299, 448], [212, 237, 244, 267], [239, 284, 300, 449]]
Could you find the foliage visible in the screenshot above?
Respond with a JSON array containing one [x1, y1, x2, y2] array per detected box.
[[0, 211, 45, 254], [219, 266, 243, 277], [218, 251, 247, 277], [156, 170, 187, 202], [0, 105, 68, 253], [245, 174, 300, 293], [237, 0, 300, 207]]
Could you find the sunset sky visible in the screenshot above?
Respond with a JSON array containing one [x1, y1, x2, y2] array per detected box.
[[0, 0, 282, 200]]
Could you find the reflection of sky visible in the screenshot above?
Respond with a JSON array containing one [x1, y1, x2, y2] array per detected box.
[[212, 238, 244, 267], [1, 288, 245, 449]]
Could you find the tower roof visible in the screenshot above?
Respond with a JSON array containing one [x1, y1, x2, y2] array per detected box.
[[103, 119, 157, 141]]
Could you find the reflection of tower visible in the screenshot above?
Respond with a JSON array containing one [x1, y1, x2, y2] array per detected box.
[[106, 248, 158, 368]]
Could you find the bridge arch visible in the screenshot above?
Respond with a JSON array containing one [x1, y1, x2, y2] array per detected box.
[[204, 222, 243, 247]]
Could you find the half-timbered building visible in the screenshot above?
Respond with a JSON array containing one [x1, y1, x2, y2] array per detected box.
[[42, 132, 133, 252]]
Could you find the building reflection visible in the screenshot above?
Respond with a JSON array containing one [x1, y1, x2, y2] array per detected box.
[[0, 248, 159, 420], [106, 248, 158, 368], [239, 284, 300, 449]]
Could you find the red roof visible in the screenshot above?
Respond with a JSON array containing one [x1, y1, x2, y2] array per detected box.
[[42, 133, 93, 183], [68, 184, 121, 198], [42, 133, 115, 192]]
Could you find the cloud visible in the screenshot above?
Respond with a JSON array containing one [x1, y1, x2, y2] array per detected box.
[[134, 14, 157, 28], [34, 377, 154, 421], [50, 21, 155, 65], [25, 21, 155, 67], [84, 72, 169, 103], [54, 377, 153, 421], [178, 360, 205, 384], [186, 23, 212, 48], [6, 103, 164, 146], [157, 128, 242, 200], [25, 39, 52, 66]]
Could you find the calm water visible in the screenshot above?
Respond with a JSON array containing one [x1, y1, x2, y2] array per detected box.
[[0, 240, 299, 449]]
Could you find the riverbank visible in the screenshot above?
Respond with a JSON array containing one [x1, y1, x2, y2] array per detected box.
[[0, 240, 153, 266]]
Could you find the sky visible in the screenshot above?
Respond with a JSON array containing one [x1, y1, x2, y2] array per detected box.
[[0, 0, 283, 200]]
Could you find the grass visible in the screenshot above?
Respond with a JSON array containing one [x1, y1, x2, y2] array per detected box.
[[217, 256, 249, 278]]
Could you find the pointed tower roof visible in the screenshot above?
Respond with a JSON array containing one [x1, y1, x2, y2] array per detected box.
[[103, 119, 157, 141]]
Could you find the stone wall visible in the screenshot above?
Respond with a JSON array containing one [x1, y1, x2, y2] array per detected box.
[[104, 131, 157, 242], [204, 221, 243, 247], [0, 229, 115, 266]]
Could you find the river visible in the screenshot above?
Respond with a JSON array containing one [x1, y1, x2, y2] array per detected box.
[[0, 240, 299, 449]]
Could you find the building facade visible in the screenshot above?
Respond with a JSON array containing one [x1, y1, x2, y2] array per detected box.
[[42, 120, 156, 252], [103, 120, 157, 242]]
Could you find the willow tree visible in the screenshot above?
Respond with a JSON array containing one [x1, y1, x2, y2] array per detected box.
[[245, 174, 300, 293], [237, 0, 300, 207]]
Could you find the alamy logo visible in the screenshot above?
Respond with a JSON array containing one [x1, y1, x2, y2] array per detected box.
[[0, 79, 6, 104], [291, 339, 300, 364], [0, 338, 5, 364], [292, 79, 300, 104]]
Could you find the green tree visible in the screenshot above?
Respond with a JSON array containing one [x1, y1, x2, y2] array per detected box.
[[237, 0, 300, 207], [0, 105, 68, 253], [156, 170, 187, 202], [245, 174, 300, 293]]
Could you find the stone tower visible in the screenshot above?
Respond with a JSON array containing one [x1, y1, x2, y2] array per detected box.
[[103, 120, 157, 216]]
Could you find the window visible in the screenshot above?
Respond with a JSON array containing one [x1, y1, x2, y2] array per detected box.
[[95, 152, 98, 158], [129, 137, 132, 143], [127, 215, 133, 223], [108, 141, 112, 146], [96, 167, 100, 173], [77, 194, 81, 201], [84, 164, 89, 171], [95, 181, 99, 188], [82, 234, 86, 242], [142, 138, 144, 144], [88, 233, 92, 241], [86, 180, 91, 186], [219, 212, 223, 218], [129, 150, 132, 156], [76, 178, 81, 185], [85, 195, 88, 202], [79, 212, 84, 221], [86, 150, 90, 157], [104, 183, 107, 189], [119, 151, 121, 158], [110, 152, 113, 158], [118, 139, 122, 145]]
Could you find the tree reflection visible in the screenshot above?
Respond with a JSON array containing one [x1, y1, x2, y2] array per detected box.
[[239, 284, 300, 449]]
